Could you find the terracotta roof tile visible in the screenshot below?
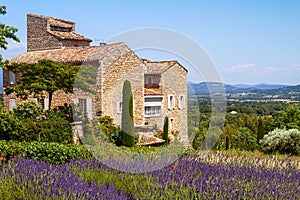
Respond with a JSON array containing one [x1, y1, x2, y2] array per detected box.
[[48, 18, 73, 28], [49, 31, 92, 42], [10, 42, 125, 64], [144, 60, 177, 74]]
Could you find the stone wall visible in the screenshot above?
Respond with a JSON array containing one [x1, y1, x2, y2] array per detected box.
[[27, 14, 62, 51], [101, 44, 144, 126], [161, 63, 188, 140]]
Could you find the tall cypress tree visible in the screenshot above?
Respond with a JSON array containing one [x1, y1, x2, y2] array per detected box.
[[257, 117, 265, 144], [163, 116, 169, 144], [121, 80, 135, 147]]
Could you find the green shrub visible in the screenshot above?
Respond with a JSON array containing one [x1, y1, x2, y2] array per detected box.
[[260, 128, 300, 155], [232, 127, 258, 151], [0, 140, 93, 164], [18, 113, 72, 143], [52, 103, 73, 122], [0, 109, 19, 140], [96, 116, 122, 146]]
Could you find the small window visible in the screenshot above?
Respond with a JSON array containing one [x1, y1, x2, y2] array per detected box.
[[117, 101, 122, 113], [9, 71, 16, 84], [147, 77, 152, 84], [9, 99, 16, 111], [145, 106, 161, 116], [170, 118, 174, 130], [168, 95, 175, 110], [178, 95, 185, 109]]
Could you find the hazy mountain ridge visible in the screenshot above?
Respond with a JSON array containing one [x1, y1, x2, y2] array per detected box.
[[188, 82, 300, 101]]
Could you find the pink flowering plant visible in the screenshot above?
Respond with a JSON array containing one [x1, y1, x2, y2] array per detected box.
[[12, 100, 47, 122]]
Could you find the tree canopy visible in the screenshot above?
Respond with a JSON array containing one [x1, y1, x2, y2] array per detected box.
[[0, 5, 20, 65], [5, 59, 80, 108]]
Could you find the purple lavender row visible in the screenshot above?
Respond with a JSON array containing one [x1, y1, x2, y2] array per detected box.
[[0, 158, 131, 200]]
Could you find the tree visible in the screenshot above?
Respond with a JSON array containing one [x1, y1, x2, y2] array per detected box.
[[0, 5, 20, 65], [163, 116, 169, 144], [121, 80, 135, 147], [5, 59, 79, 108], [257, 117, 265, 144]]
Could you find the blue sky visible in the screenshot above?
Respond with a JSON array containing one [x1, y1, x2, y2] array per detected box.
[[0, 0, 300, 85]]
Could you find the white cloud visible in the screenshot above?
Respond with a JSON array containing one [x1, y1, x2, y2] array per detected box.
[[0, 41, 26, 60], [227, 63, 256, 73], [262, 66, 284, 73]]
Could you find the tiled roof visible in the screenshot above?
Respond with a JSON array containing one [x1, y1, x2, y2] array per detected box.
[[49, 31, 92, 42], [144, 60, 177, 74], [10, 42, 125, 63], [48, 18, 73, 28]]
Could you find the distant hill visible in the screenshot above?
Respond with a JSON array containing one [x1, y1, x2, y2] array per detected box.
[[233, 83, 287, 90], [188, 82, 300, 101]]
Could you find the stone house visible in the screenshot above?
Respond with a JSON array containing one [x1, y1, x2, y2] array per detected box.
[[3, 14, 188, 142]]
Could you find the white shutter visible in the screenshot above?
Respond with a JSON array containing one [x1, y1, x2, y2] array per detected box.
[[117, 101, 122, 113], [44, 98, 49, 110], [168, 95, 174, 110], [9, 99, 16, 111], [86, 98, 93, 120], [178, 95, 184, 109], [73, 98, 79, 105]]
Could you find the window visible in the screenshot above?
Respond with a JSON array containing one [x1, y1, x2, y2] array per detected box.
[[79, 98, 87, 115], [168, 95, 175, 110], [50, 26, 71, 32], [144, 96, 163, 117], [145, 106, 161, 116], [170, 118, 174, 130], [9, 99, 16, 111], [9, 70, 16, 84], [75, 98, 93, 119], [117, 101, 122, 113], [178, 95, 185, 109], [147, 77, 152, 84]]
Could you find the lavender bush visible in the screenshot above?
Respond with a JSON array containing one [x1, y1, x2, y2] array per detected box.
[[0, 152, 299, 199], [0, 158, 130, 200]]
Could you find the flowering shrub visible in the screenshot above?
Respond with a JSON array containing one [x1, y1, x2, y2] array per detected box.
[[260, 128, 300, 155], [12, 100, 46, 121]]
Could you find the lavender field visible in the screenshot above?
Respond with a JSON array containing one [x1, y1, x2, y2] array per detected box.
[[0, 152, 299, 200]]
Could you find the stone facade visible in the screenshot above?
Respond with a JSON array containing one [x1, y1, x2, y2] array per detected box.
[[3, 14, 188, 144], [27, 14, 91, 51]]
